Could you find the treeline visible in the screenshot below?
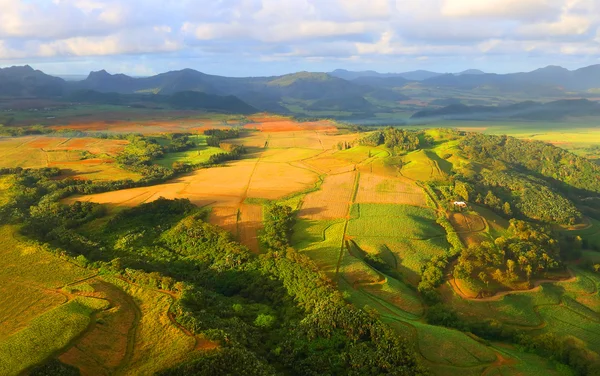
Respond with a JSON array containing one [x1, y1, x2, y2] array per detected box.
[[459, 133, 600, 194], [452, 169, 582, 225], [204, 128, 241, 146], [18, 198, 426, 375], [359, 127, 430, 153]]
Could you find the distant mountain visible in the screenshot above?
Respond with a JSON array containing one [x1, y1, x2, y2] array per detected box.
[[68, 89, 258, 114], [330, 69, 443, 81], [456, 69, 485, 76], [396, 70, 444, 81], [0, 65, 65, 97], [72, 69, 379, 114], [350, 76, 411, 88], [422, 65, 600, 93], [411, 99, 600, 121]]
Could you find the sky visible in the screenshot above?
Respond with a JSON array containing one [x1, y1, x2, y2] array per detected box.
[[1, 0, 600, 77]]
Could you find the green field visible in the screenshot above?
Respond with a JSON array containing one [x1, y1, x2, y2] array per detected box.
[[155, 135, 225, 168]]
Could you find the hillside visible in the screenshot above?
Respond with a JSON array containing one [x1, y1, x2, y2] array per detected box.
[[0, 65, 65, 97], [411, 99, 600, 120]]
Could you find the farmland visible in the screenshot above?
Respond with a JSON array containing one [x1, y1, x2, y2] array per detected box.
[[1, 112, 599, 375], [0, 136, 141, 181], [0, 223, 215, 375]]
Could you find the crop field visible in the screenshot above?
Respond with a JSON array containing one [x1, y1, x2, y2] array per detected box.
[[292, 219, 346, 277], [0, 226, 94, 326], [299, 172, 356, 220], [539, 304, 600, 352], [449, 212, 490, 246], [355, 173, 426, 206], [0, 136, 140, 181], [58, 280, 137, 376], [156, 135, 224, 168], [0, 175, 15, 206], [401, 150, 447, 181], [102, 277, 198, 376], [243, 119, 336, 132], [0, 297, 109, 376], [359, 238, 449, 284], [383, 318, 498, 369], [347, 203, 443, 239]]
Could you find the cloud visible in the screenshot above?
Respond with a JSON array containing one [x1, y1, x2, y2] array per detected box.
[[441, 0, 561, 21], [0, 0, 599, 74]]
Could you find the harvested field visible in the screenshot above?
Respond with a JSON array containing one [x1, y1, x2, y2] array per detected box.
[[259, 148, 322, 163], [209, 207, 239, 235], [299, 172, 356, 220], [243, 120, 336, 132], [247, 161, 318, 200], [355, 173, 426, 206], [0, 136, 140, 181], [449, 212, 489, 246], [238, 204, 263, 253], [208, 204, 263, 253]]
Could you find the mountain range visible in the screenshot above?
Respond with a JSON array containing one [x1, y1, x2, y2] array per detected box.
[[2, 64, 600, 117]]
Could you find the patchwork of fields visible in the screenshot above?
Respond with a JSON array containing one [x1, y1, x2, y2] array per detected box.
[[0, 225, 214, 376], [2, 116, 599, 375], [0, 136, 141, 181]]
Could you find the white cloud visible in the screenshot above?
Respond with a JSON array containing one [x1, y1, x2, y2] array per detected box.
[[0, 0, 599, 72], [441, 0, 561, 20]]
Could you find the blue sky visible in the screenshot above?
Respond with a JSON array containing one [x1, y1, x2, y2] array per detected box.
[[1, 0, 599, 76]]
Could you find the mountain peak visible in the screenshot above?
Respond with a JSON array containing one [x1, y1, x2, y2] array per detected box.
[[457, 69, 485, 76], [87, 69, 111, 79]]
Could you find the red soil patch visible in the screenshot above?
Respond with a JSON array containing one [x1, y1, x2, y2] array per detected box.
[[26, 138, 60, 148], [243, 120, 336, 132], [51, 118, 227, 134]]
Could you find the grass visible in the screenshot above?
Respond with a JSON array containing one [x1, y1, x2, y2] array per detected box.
[[0, 297, 109, 376], [563, 218, 600, 250], [492, 344, 576, 376], [155, 135, 224, 168], [401, 149, 446, 181]]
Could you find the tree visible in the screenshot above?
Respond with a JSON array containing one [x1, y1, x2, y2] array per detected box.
[[478, 272, 489, 286], [506, 259, 516, 278], [492, 269, 504, 283], [525, 265, 533, 281], [503, 202, 513, 217]]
